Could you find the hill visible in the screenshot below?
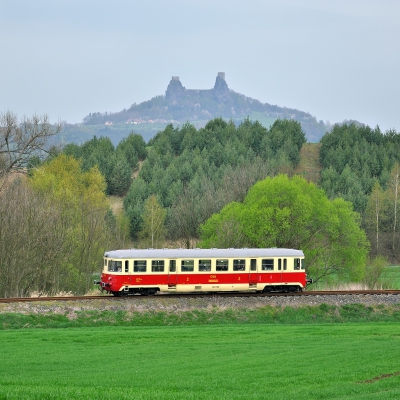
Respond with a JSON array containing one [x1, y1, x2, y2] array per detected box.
[[61, 73, 331, 145]]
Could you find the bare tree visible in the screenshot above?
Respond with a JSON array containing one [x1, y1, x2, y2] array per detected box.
[[167, 159, 272, 248], [364, 182, 386, 254], [0, 179, 64, 297], [168, 188, 203, 249], [387, 163, 400, 252], [0, 111, 61, 189]]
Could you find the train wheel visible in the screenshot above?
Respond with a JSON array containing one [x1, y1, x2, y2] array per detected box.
[[112, 291, 121, 297]]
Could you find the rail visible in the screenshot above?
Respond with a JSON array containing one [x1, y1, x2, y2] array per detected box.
[[1, 290, 400, 303]]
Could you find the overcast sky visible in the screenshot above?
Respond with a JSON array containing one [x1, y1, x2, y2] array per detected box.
[[1, 0, 399, 132]]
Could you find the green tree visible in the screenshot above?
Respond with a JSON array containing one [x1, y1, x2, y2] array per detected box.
[[108, 155, 132, 196], [116, 132, 147, 167], [200, 175, 369, 283], [363, 255, 388, 289], [139, 195, 166, 248], [30, 154, 119, 294]]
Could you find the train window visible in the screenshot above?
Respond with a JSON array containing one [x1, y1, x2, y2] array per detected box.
[[199, 260, 211, 272], [233, 259, 246, 271], [216, 259, 228, 271], [278, 259, 282, 271], [283, 258, 287, 270], [169, 260, 176, 272], [104, 259, 107, 267], [181, 260, 194, 272], [134, 260, 146, 273], [294, 258, 301, 270], [262, 259, 274, 271], [301, 259, 305, 270], [250, 259, 257, 271], [152, 260, 164, 272], [125, 260, 129, 273], [108, 260, 122, 272]]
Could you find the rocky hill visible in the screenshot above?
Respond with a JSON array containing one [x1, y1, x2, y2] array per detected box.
[[77, 73, 330, 143]]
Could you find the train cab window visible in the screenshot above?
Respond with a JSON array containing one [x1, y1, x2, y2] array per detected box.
[[294, 258, 301, 270], [250, 259, 257, 271], [125, 260, 129, 273], [216, 259, 228, 271], [134, 260, 147, 273], [181, 260, 194, 272], [169, 260, 176, 272], [262, 259, 274, 271], [301, 259, 305, 270], [108, 260, 122, 272], [152, 260, 164, 272], [199, 260, 211, 271], [233, 259, 246, 271]]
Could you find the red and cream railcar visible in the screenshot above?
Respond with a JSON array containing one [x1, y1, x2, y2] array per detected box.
[[98, 248, 311, 296]]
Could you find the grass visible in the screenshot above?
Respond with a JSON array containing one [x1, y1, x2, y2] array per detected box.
[[310, 266, 400, 291], [246, 111, 276, 128], [294, 142, 321, 183], [2, 303, 400, 330], [380, 266, 400, 289], [1, 323, 400, 399]]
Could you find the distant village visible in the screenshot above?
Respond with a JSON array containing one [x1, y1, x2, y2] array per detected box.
[[104, 118, 179, 126]]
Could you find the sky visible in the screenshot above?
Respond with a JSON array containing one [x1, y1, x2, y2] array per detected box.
[[1, 0, 399, 132]]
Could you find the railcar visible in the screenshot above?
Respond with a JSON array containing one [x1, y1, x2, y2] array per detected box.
[[96, 248, 312, 296]]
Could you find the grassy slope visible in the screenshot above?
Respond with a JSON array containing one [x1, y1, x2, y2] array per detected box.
[[294, 142, 322, 184]]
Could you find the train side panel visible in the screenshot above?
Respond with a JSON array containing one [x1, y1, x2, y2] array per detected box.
[[99, 249, 309, 295]]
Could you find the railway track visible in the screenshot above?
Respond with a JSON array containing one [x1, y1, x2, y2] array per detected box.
[[1, 290, 400, 303]]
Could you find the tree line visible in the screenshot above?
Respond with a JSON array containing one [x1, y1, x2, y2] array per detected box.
[[319, 123, 400, 262], [2, 110, 400, 297], [0, 112, 129, 297], [123, 118, 306, 246]]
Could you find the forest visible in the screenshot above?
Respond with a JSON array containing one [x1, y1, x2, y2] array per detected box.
[[1, 111, 399, 297]]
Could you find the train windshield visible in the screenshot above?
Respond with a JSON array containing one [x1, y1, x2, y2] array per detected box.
[[108, 260, 122, 272]]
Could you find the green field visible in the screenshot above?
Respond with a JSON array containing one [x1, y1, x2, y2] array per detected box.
[[381, 266, 400, 289], [1, 322, 400, 399]]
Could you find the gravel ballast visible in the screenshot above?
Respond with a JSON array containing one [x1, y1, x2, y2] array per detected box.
[[1, 294, 400, 316]]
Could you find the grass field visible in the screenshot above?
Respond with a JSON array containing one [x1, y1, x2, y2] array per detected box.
[[380, 266, 400, 289], [1, 323, 400, 399]]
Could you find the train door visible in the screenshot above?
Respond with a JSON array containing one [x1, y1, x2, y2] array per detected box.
[[249, 258, 258, 289], [168, 259, 178, 287], [125, 260, 131, 285], [278, 258, 287, 283]]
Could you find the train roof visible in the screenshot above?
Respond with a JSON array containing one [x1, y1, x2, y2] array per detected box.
[[104, 248, 304, 259]]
